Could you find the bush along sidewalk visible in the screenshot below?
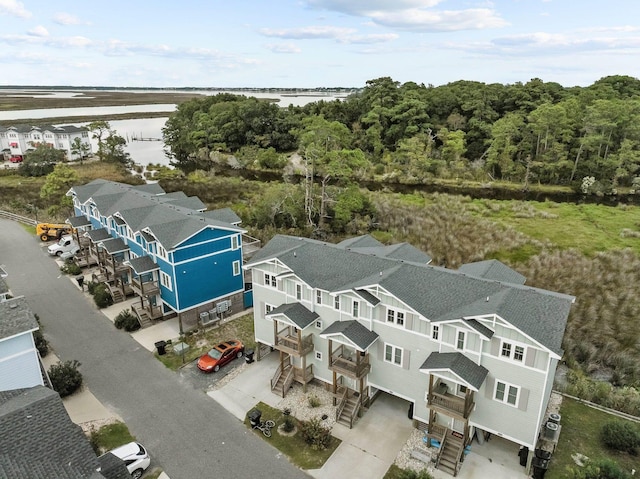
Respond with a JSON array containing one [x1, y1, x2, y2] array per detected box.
[[114, 309, 141, 332], [48, 359, 83, 397]]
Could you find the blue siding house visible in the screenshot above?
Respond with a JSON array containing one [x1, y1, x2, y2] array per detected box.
[[67, 179, 259, 331]]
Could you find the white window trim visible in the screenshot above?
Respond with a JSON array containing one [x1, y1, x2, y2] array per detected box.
[[316, 290, 322, 305], [264, 273, 277, 288], [353, 300, 359, 318], [494, 380, 520, 407], [231, 235, 239, 250], [296, 283, 302, 301], [500, 339, 526, 363], [160, 271, 172, 291], [265, 303, 275, 315], [232, 260, 240, 276], [157, 244, 168, 260], [432, 324, 439, 341], [315, 351, 323, 361], [384, 343, 403, 367], [315, 319, 323, 330], [334, 295, 340, 311], [386, 308, 405, 326], [456, 330, 466, 350]]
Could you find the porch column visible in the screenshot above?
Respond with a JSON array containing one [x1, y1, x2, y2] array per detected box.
[[302, 354, 307, 393]]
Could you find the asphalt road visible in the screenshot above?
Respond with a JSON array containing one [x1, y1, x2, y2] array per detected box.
[[0, 219, 307, 479]]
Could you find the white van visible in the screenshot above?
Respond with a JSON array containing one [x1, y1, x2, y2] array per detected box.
[[104, 442, 151, 479], [47, 235, 79, 256]]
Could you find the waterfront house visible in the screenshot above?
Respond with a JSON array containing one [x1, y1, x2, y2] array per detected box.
[[0, 124, 91, 161], [67, 179, 258, 330], [245, 234, 574, 475]]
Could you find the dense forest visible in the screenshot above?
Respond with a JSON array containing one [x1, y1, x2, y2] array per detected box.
[[163, 75, 640, 196]]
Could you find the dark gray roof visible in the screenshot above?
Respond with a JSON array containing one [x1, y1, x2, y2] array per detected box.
[[67, 215, 92, 228], [420, 352, 489, 391], [337, 235, 384, 249], [97, 453, 130, 479], [98, 237, 129, 255], [459, 259, 526, 285], [320, 320, 379, 351], [126, 256, 159, 275], [0, 386, 103, 479], [140, 230, 156, 242], [266, 302, 319, 329], [69, 180, 244, 250], [0, 297, 38, 341], [0, 277, 8, 295], [353, 289, 380, 306], [348, 243, 432, 264], [113, 216, 126, 226], [200, 207, 242, 225], [248, 235, 575, 355], [465, 319, 494, 339], [86, 228, 112, 242]]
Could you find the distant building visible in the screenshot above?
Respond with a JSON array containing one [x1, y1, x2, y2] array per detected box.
[[0, 124, 92, 161]]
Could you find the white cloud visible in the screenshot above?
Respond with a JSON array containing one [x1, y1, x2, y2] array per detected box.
[[340, 33, 399, 44], [0, 0, 30, 18], [53, 12, 89, 26], [265, 43, 302, 53], [306, 0, 441, 15], [259, 25, 356, 40], [27, 25, 49, 37], [370, 8, 507, 31]]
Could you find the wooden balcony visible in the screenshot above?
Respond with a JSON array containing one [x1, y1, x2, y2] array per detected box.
[[329, 353, 370, 380], [274, 333, 314, 356], [242, 234, 261, 259], [293, 364, 314, 385], [428, 380, 474, 420], [131, 278, 160, 297], [104, 256, 128, 275]]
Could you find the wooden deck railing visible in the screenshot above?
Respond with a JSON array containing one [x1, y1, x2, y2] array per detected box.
[[275, 333, 313, 356], [335, 387, 348, 422], [271, 363, 283, 390], [329, 355, 371, 379], [282, 367, 294, 397], [293, 364, 313, 384]]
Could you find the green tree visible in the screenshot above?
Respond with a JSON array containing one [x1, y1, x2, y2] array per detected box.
[[103, 132, 131, 165], [87, 121, 111, 161], [18, 144, 65, 177], [70, 136, 90, 164], [40, 163, 79, 216]]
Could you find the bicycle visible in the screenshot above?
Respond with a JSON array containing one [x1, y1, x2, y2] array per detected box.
[[253, 419, 276, 437]]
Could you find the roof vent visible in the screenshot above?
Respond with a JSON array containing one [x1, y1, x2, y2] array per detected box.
[[294, 252, 297, 257], [379, 271, 382, 276], [486, 296, 490, 302]]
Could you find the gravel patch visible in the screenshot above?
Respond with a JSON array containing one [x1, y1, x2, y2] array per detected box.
[[393, 428, 435, 474], [276, 382, 338, 428]]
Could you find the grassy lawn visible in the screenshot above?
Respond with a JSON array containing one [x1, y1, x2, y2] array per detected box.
[[546, 397, 639, 478], [156, 313, 256, 370], [244, 402, 341, 470], [89, 421, 136, 455]]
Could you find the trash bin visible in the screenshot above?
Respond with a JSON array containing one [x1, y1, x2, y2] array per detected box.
[[532, 457, 550, 479], [245, 349, 255, 364], [75, 275, 85, 290], [518, 446, 529, 466], [535, 448, 552, 460], [154, 340, 167, 356], [248, 409, 262, 427]]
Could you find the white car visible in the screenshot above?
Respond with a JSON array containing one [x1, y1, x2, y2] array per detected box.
[[106, 442, 151, 479], [47, 235, 78, 256]]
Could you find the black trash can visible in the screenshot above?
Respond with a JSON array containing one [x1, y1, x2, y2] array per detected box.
[[75, 275, 85, 290], [532, 457, 549, 479], [248, 408, 262, 427], [518, 446, 529, 466], [155, 340, 167, 356], [535, 448, 552, 460], [245, 349, 255, 364]]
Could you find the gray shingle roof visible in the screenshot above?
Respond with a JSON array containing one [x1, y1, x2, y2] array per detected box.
[[248, 235, 575, 355], [126, 256, 159, 275], [420, 352, 489, 390], [67, 215, 92, 228], [96, 453, 130, 479], [348, 243, 432, 264], [0, 277, 8, 296], [320, 320, 379, 350], [353, 289, 380, 306], [98, 237, 129, 255], [266, 302, 319, 329], [0, 297, 38, 341], [86, 228, 112, 242], [465, 319, 494, 339], [0, 386, 104, 479], [200, 207, 242, 225], [69, 180, 244, 250], [337, 235, 384, 249], [459, 259, 526, 285]]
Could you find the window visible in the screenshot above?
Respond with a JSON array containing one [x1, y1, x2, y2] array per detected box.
[[296, 284, 302, 300], [501, 342, 512, 358], [232, 260, 240, 276], [387, 308, 404, 326], [458, 385, 468, 396], [264, 273, 276, 288], [514, 346, 525, 362], [457, 331, 465, 350], [334, 296, 340, 310], [160, 271, 172, 290], [432, 325, 439, 341], [315, 320, 322, 330], [157, 244, 167, 259], [315, 351, 323, 361], [384, 344, 403, 366], [316, 290, 322, 305], [353, 300, 359, 318], [231, 235, 239, 250], [495, 381, 519, 406], [265, 304, 274, 315]]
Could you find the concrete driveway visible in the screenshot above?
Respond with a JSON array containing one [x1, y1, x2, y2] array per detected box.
[[0, 219, 307, 479]]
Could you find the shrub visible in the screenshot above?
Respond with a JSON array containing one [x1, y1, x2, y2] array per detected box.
[[114, 310, 140, 332], [569, 458, 632, 479], [92, 283, 113, 309], [601, 420, 640, 455], [60, 259, 81, 276], [398, 469, 434, 479], [308, 394, 321, 408], [32, 313, 48, 358], [299, 417, 332, 450], [282, 415, 296, 433], [86, 281, 99, 295], [48, 360, 83, 397]]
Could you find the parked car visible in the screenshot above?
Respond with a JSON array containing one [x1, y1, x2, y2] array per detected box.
[[59, 245, 80, 260], [197, 340, 244, 372], [103, 442, 151, 479], [9, 155, 23, 163], [47, 235, 78, 256]]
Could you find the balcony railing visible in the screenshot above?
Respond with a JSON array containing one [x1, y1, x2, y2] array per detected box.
[[293, 364, 314, 384], [131, 278, 160, 297], [428, 380, 474, 419], [242, 234, 261, 259], [104, 256, 128, 274], [274, 333, 314, 356], [329, 354, 371, 379]]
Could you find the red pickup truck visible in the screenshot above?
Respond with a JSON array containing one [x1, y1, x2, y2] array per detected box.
[[9, 156, 23, 163]]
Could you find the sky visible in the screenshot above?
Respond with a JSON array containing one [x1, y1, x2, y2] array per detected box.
[[0, 0, 639, 89]]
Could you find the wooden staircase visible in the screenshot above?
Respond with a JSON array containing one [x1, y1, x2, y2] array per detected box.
[[436, 433, 464, 476], [132, 305, 152, 328], [271, 363, 293, 397], [336, 393, 361, 428]]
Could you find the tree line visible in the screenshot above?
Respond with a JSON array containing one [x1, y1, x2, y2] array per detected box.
[[163, 75, 640, 196]]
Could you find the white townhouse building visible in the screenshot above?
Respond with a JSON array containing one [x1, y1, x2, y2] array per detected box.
[[245, 234, 574, 476], [0, 124, 91, 161]]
